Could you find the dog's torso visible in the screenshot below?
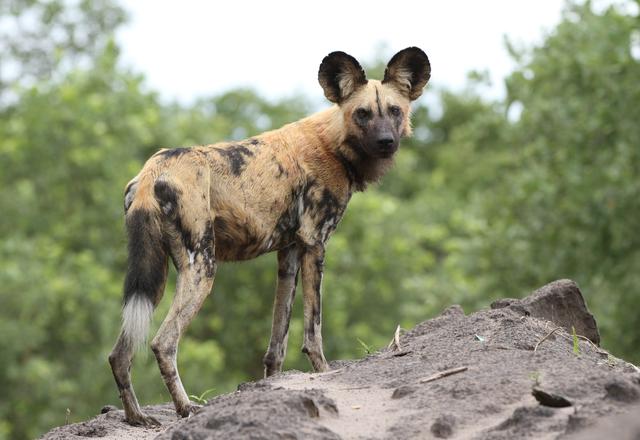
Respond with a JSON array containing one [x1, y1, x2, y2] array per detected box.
[[126, 109, 353, 263]]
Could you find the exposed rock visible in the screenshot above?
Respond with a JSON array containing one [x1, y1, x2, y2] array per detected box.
[[491, 279, 600, 344], [100, 405, 118, 414], [604, 378, 640, 403], [391, 385, 417, 399], [430, 414, 456, 438], [532, 387, 572, 407]]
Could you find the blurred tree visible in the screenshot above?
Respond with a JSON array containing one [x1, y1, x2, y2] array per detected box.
[[469, 0, 640, 360], [0, 0, 126, 105]]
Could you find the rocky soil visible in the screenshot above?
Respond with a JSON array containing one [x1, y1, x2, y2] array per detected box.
[[42, 280, 640, 439]]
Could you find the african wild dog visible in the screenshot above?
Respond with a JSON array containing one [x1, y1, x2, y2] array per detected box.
[[108, 47, 430, 426]]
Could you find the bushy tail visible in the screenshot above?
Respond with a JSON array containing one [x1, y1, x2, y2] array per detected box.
[[121, 207, 168, 351]]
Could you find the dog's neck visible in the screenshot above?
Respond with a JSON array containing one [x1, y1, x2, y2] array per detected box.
[[296, 106, 394, 192]]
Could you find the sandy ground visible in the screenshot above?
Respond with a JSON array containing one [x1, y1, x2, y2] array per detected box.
[[41, 280, 640, 439]]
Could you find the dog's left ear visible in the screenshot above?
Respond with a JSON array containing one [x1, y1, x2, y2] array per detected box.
[[383, 47, 431, 101], [318, 51, 368, 104]]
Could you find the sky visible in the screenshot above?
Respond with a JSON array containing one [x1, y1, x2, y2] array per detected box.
[[116, 1, 567, 105]]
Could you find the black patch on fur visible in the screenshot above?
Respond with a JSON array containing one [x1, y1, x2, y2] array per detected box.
[[109, 370, 130, 391], [123, 209, 168, 306], [278, 268, 298, 278], [303, 182, 339, 217], [283, 280, 297, 337], [263, 351, 277, 372], [175, 217, 194, 264], [353, 109, 371, 131], [151, 344, 178, 358], [171, 212, 212, 272], [335, 152, 356, 186], [277, 248, 300, 341], [247, 138, 262, 146], [312, 256, 324, 327], [213, 145, 254, 176], [335, 136, 380, 192], [154, 179, 180, 218], [344, 135, 369, 160], [304, 273, 322, 337], [302, 181, 344, 242], [375, 87, 383, 117], [272, 157, 287, 178], [199, 220, 216, 277], [273, 188, 302, 246], [316, 189, 340, 226], [155, 147, 190, 160], [213, 217, 228, 234], [154, 179, 215, 274], [391, 108, 404, 131], [313, 293, 321, 326], [304, 315, 316, 339], [314, 255, 324, 276], [302, 181, 315, 214]]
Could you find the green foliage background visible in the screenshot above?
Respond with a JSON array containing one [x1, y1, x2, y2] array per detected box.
[[1, 1, 639, 438]]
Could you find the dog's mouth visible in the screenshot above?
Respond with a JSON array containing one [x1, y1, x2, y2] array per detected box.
[[376, 147, 397, 159]]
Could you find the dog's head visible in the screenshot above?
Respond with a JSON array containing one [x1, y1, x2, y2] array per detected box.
[[318, 47, 430, 158]]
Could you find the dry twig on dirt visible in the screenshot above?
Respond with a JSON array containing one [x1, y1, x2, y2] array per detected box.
[[558, 333, 608, 355], [534, 327, 562, 352], [387, 325, 402, 351], [419, 366, 468, 384], [312, 368, 344, 377], [534, 326, 608, 355]]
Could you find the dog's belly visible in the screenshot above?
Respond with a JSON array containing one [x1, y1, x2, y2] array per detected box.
[[203, 136, 310, 261], [211, 190, 302, 262]]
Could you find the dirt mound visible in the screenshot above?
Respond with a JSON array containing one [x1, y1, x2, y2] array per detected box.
[[41, 280, 640, 439]]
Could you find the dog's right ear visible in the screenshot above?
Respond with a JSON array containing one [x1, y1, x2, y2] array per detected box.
[[318, 51, 368, 104], [383, 47, 430, 101]]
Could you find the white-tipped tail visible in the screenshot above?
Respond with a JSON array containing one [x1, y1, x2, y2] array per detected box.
[[122, 295, 154, 351]]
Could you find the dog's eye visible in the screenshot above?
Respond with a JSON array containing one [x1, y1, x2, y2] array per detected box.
[[389, 105, 402, 117], [355, 108, 370, 119]]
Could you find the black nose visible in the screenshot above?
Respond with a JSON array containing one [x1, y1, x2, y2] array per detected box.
[[377, 138, 394, 149]]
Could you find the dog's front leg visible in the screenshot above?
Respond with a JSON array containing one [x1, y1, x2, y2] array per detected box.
[[263, 245, 301, 377], [300, 243, 329, 372]]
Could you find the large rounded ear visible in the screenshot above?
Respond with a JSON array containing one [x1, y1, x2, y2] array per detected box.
[[382, 47, 431, 101], [318, 51, 367, 104]]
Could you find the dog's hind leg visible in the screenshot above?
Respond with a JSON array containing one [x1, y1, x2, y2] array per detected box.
[[151, 175, 216, 418], [109, 331, 161, 426], [263, 245, 301, 377], [151, 262, 214, 417]]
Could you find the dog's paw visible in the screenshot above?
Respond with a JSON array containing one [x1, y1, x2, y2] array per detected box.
[[126, 411, 161, 427], [178, 403, 203, 418]]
